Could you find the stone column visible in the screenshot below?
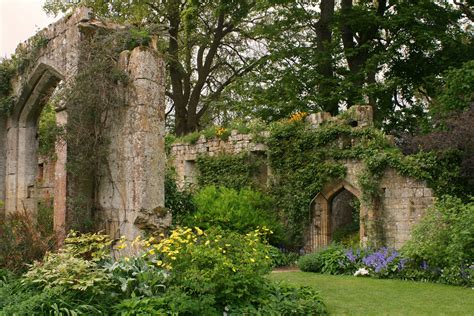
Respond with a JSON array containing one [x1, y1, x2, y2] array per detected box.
[[53, 109, 67, 241], [100, 46, 169, 241], [0, 116, 6, 216]]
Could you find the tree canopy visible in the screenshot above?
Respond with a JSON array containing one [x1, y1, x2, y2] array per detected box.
[[44, 0, 473, 135]]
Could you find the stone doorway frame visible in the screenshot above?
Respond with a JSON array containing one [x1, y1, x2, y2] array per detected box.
[[0, 8, 168, 242], [4, 63, 67, 234], [305, 180, 364, 252]]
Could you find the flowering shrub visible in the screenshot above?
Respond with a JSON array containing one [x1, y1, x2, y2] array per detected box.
[[1, 228, 328, 314], [288, 111, 308, 122], [346, 247, 404, 278], [150, 227, 273, 307], [299, 244, 405, 278]]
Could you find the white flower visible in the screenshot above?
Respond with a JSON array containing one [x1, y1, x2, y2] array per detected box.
[[354, 267, 370, 276]]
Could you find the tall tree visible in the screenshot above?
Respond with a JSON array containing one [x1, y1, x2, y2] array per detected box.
[[44, 0, 270, 135], [226, 0, 473, 131]]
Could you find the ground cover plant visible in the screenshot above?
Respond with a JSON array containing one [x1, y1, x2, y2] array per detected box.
[[0, 228, 327, 315], [270, 272, 474, 316]]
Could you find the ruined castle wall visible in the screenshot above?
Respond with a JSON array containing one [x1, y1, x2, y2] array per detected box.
[[0, 116, 6, 214], [380, 170, 434, 249], [2, 8, 168, 242], [98, 47, 168, 241], [170, 131, 267, 189], [170, 106, 434, 250]]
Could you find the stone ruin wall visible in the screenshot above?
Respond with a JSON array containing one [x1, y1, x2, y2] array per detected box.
[[171, 131, 268, 189], [170, 106, 434, 250], [0, 8, 169, 242]]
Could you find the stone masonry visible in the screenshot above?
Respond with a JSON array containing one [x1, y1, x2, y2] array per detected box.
[[170, 105, 435, 251], [0, 8, 169, 242]]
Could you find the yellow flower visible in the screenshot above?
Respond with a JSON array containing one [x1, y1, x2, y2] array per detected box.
[[156, 260, 163, 266], [148, 249, 155, 255], [250, 258, 255, 263], [205, 240, 210, 246], [195, 227, 204, 235], [171, 256, 177, 260], [116, 243, 126, 250], [232, 267, 236, 272], [124, 257, 130, 262]]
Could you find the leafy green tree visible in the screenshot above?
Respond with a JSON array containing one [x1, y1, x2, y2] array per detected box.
[[225, 0, 473, 132], [44, 0, 270, 136]]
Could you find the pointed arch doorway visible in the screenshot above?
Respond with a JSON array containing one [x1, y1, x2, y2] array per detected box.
[[305, 180, 365, 252]]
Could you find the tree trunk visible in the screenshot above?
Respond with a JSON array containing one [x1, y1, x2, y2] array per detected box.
[[315, 0, 337, 115]]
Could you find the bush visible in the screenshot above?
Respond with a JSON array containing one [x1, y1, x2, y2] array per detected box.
[[298, 244, 348, 274], [165, 167, 196, 225], [184, 186, 284, 244], [269, 246, 300, 267], [0, 209, 56, 272], [0, 231, 116, 314], [299, 244, 405, 278], [402, 196, 474, 286], [1, 228, 327, 314], [152, 227, 273, 308]]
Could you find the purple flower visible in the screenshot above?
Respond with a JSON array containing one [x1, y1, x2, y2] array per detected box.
[[421, 261, 429, 270], [346, 249, 357, 263]]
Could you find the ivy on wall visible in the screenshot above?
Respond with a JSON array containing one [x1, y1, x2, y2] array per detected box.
[[184, 115, 464, 249], [196, 152, 265, 191], [267, 119, 462, 248]]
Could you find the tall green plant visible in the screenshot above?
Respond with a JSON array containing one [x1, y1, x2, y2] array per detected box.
[[402, 196, 474, 286], [184, 186, 284, 244]]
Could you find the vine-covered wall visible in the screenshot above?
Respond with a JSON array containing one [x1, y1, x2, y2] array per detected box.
[[0, 7, 168, 243], [169, 106, 462, 250]]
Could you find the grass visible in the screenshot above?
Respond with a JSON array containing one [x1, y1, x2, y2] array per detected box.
[[270, 271, 474, 315]]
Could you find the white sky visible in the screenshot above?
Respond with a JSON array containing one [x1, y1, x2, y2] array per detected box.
[[0, 0, 60, 58]]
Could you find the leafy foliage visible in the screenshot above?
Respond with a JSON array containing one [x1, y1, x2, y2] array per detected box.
[[183, 186, 284, 244], [38, 102, 60, 157], [165, 167, 196, 225], [196, 152, 265, 190], [0, 208, 56, 273], [402, 196, 474, 286], [1, 228, 327, 314]]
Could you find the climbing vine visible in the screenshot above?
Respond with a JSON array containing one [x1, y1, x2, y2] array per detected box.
[[180, 113, 464, 249], [196, 152, 265, 190], [54, 27, 158, 231]]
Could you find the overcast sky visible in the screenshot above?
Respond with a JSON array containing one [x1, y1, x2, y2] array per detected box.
[[0, 0, 60, 58]]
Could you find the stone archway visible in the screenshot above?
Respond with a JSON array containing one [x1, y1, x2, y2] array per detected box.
[[0, 8, 169, 242], [5, 63, 65, 231], [305, 180, 364, 252]]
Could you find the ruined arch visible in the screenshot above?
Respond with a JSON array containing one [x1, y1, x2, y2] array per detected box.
[[5, 63, 64, 225], [0, 8, 169, 242], [305, 179, 364, 252]]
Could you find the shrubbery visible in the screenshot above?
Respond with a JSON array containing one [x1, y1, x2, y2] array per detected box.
[[299, 244, 405, 278], [0, 208, 56, 272], [402, 196, 474, 286], [299, 196, 473, 286], [183, 185, 284, 244], [0, 228, 327, 314]]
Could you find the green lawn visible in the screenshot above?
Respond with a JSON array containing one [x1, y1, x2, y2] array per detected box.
[[270, 271, 474, 316]]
